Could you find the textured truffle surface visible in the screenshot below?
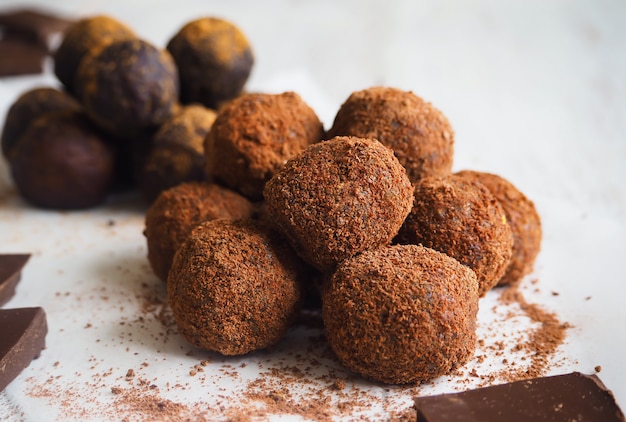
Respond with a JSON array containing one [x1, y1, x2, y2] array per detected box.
[[323, 244, 479, 384], [264, 136, 413, 272], [167, 17, 253, 109], [138, 104, 217, 202], [9, 110, 114, 209], [76, 38, 179, 137], [206, 92, 323, 200], [1, 87, 81, 159], [167, 219, 303, 355], [53, 15, 135, 93], [396, 175, 513, 296], [456, 170, 542, 286], [328, 86, 454, 183], [144, 181, 255, 282]]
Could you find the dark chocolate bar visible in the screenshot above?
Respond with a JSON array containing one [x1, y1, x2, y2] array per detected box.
[[0, 254, 31, 307], [414, 372, 625, 422], [0, 8, 73, 50], [0, 307, 47, 392]]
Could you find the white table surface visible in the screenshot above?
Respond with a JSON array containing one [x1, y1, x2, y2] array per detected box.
[[1, 0, 625, 420]]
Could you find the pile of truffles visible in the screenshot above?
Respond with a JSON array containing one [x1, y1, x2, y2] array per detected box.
[[1, 13, 543, 385], [144, 83, 542, 384], [1, 15, 254, 208]]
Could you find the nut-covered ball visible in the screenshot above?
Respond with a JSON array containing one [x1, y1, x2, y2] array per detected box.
[[455, 170, 542, 286], [1, 87, 81, 159], [168, 218, 304, 355], [328, 86, 454, 183], [9, 110, 114, 209], [144, 181, 255, 282], [53, 15, 136, 93], [264, 136, 413, 272], [167, 17, 253, 109], [396, 175, 513, 296], [76, 38, 179, 138], [206, 92, 324, 200], [323, 244, 479, 384]]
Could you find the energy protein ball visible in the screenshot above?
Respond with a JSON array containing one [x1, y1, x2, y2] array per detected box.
[[9, 110, 114, 209], [138, 104, 217, 203], [455, 170, 542, 286], [323, 244, 479, 384], [206, 92, 324, 200], [167, 218, 304, 355], [167, 17, 254, 109], [53, 15, 135, 93], [1, 87, 81, 159], [144, 181, 255, 282], [396, 175, 513, 296], [264, 136, 413, 272], [328, 86, 454, 183], [76, 38, 179, 138]]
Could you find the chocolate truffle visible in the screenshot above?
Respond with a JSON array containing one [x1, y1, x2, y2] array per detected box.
[[206, 92, 324, 200], [166, 17, 253, 109], [76, 38, 179, 138], [53, 15, 135, 93], [323, 244, 479, 384], [138, 104, 217, 202], [456, 170, 542, 286], [328, 87, 454, 183], [396, 175, 513, 296], [264, 136, 413, 272], [9, 110, 115, 209], [1, 87, 81, 159], [168, 219, 303, 355], [144, 181, 255, 282]]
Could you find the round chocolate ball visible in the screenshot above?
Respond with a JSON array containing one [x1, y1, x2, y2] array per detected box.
[[9, 110, 115, 209], [206, 92, 324, 200], [323, 244, 479, 384], [138, 104, 217, 202], [396, 175, 513, 296], [1, 87, 81, 159], [76, 38, 179, 138], [264, 136, 414, 272], [167, 218, 304, 355], [328, 86, 454, 183], [144, 181, 255, 282], [167, 17, 254, 109], [53, 15, 136, 93], [456, 170, 542, 286]]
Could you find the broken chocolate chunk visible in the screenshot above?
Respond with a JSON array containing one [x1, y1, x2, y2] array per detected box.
[[0, 307, 47, 392], [0, 37, 46, 77], [0, 9, 73, 51], [414, 372, 625, 422], [0, 254, 31, 307]]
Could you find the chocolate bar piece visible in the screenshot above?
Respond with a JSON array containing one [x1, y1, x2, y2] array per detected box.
[[0, 307, 47, 392], [0, 254, 31, 307], [414, 372, 625, 422], [0, 9, 73, 50], [0, 36, 46, 77]]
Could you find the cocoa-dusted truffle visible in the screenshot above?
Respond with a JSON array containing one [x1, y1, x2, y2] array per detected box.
[[396, 175, 513, 296], [53, 15, 135, 93], [138, 104, 217, 202], [206, 92, 324, 200], [144, 181, 255, 282], [168, 218, 303, 355], [328, 87, 454, 183], [76, 38, 179, 138], [9, 110, 115, 209], [323, 244, 479, 384], [1, 87, 81, 159], [264, 136, 413, 272], [456, 170, 542, 286], [167, 17, 253, 109]]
